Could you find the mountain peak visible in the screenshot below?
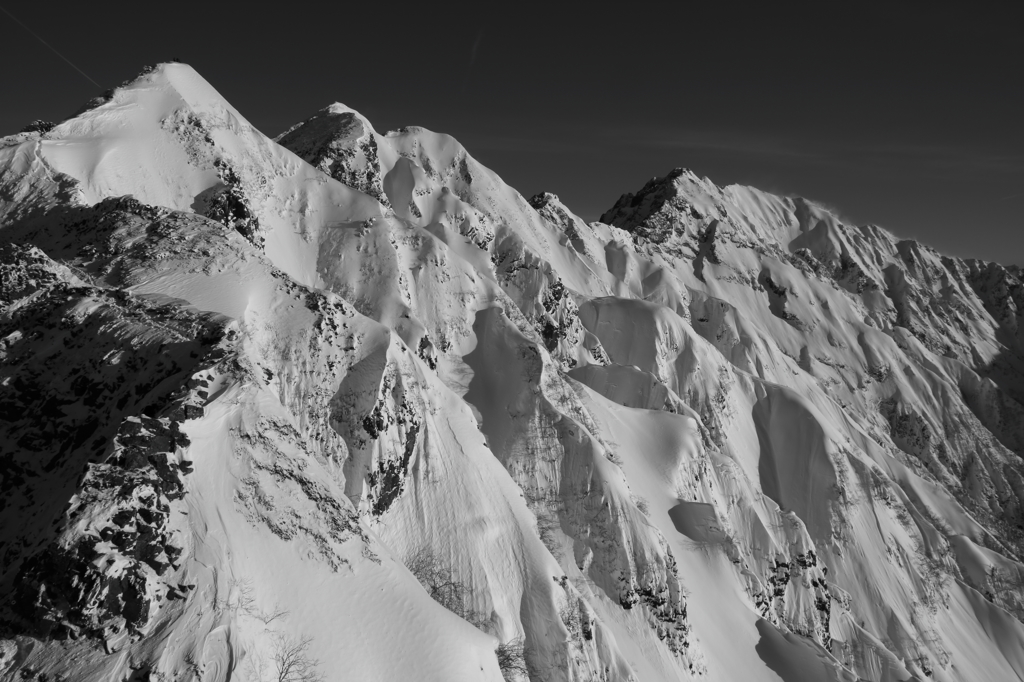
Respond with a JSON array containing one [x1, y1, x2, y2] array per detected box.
[[528, 191, 562, 210], [599, 167, 719, 243], [276, 103, 389, 206], [275, 102, 378, 141], [3, 62, 1024, 682]]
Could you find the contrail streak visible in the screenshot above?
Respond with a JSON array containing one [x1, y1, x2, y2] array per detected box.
[[469, 30, 484, 68], [0, 5, 101, 88]]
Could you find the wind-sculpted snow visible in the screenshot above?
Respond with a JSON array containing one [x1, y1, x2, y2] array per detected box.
[[2, 62, 1024, 682], [464, 305, 704, 675]]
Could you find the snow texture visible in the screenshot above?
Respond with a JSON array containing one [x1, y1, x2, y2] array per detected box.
[[2, 63, 1024, 682]]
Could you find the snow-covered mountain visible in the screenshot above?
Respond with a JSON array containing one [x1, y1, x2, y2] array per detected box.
[[2, 63, 1024, 682]]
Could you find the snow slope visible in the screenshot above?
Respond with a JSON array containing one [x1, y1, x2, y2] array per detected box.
[[2, 63, 1024, 682]]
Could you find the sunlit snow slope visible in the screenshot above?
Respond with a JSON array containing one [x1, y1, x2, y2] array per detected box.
[[2, 63, 1024, 682]]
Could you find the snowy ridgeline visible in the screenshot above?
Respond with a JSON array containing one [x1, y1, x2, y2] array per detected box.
[[1, 63, 1024, 682]]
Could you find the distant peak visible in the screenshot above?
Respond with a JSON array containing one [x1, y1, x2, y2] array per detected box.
[[528, 192, 562, 210], [665, 167, 693, 180], [276, 103, 389, 205], [599, 167, 708, 234], [275, 104, 375, 146], [324, 102, 358, 115], [317, 102, 376, 129], [649, 167, 701, 189]]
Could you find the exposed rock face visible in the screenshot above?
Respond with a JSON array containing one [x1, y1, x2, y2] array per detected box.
[[197, 160, 264, 248], [276, 105, 390, 208], [13, 414, 194, 647], [2, 63, 1024, 682], [0, 247, 227, 651], [967, 259, 1024, 355]]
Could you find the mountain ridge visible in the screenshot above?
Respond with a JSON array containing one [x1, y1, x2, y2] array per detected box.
[[1, 62, 1024, 682]]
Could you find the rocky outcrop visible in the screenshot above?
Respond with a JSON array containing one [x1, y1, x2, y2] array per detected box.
[[277, 105, 390, 207], [0, 251, 228, 650], [465, 306, 705, 674], [967, 259, 1024, 353]]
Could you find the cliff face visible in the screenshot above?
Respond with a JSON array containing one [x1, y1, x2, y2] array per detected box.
[[1, 63, 1023, 682]]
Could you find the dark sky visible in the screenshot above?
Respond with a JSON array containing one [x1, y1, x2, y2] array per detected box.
[[2, 3, 1022, 264]]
